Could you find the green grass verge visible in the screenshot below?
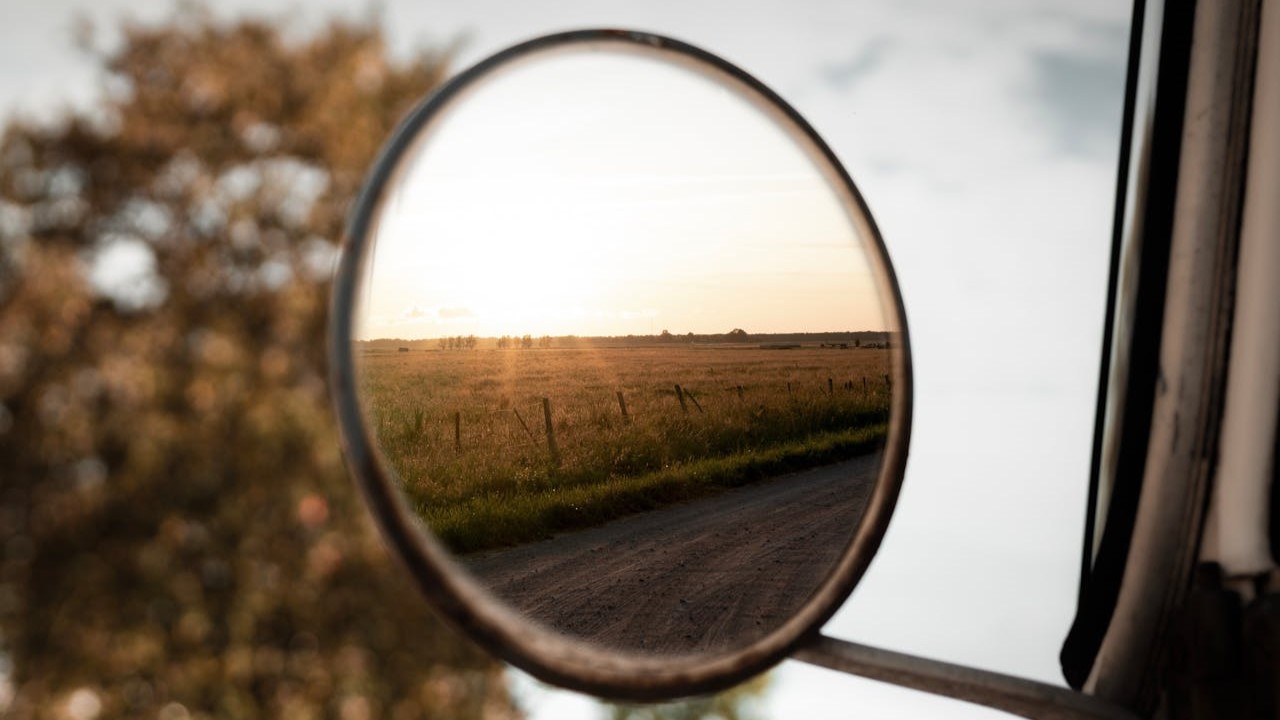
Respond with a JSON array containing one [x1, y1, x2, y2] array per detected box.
[[424, 423, 887, 554]]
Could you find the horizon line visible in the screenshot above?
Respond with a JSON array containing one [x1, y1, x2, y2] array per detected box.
[[356, 329, 898, 343]]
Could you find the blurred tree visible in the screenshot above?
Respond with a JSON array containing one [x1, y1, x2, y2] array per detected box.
[[0, 8, 518, 719], [608, 675, 771, 720]]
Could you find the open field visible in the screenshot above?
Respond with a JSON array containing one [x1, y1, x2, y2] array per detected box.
[[356, 344, 892, 552]]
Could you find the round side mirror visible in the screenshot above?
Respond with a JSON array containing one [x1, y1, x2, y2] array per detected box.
[[329, 29, 912, 700]]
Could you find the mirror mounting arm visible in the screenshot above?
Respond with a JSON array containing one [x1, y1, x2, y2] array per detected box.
[[793, 634, 1139, 720]]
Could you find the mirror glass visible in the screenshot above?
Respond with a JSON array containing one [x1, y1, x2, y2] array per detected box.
[[351, 43, 901, 659]]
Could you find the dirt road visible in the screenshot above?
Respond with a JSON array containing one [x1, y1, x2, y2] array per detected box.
[[463, 453, 881, 656]]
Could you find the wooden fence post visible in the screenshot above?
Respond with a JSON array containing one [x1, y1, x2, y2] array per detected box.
[[616, 391, 630, 424], [675, 384, 689, 414], [736, 385, 744, 401], [542, 397, 560, 466], [454, 411, 461, 452], [828, 377, 834, 395]]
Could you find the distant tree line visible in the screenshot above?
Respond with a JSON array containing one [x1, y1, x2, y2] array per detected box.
[[360, 330, 898, 352], [494, 334, 553, 349], [437, 335, 479, 350]]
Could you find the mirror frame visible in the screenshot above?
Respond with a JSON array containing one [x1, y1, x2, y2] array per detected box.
[[328, 28, 913, 701]]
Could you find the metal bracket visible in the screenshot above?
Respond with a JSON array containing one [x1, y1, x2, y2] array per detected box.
[[794, 633, 1139, 720]]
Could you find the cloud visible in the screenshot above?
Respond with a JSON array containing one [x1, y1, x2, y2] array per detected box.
[[820, 37, 894, 91], [436, 306, 476, 320], [395, 305, 478, 323], [1029, 48, 1126, 158], [1014, 12, 1129, 158]]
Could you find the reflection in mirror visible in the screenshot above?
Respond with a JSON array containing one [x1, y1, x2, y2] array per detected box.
[[353, 44, 899, 659]]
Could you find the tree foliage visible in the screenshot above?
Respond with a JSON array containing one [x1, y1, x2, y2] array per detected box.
[[609, 675, 770, 720], [0, 9, 516, 719]]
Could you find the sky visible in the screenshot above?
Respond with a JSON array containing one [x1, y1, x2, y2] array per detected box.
[[359, 45, 889, 340], [1, 1, 1131, 718]]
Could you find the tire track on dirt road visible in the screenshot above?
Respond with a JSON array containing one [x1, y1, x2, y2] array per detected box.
[[463, 453, 881, 655]]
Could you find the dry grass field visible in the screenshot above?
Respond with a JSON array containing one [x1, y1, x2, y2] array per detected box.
[[357, 344, 893, 552]]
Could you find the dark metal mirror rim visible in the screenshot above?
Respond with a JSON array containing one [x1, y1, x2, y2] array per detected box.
[[327, 28, 914, 701]]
